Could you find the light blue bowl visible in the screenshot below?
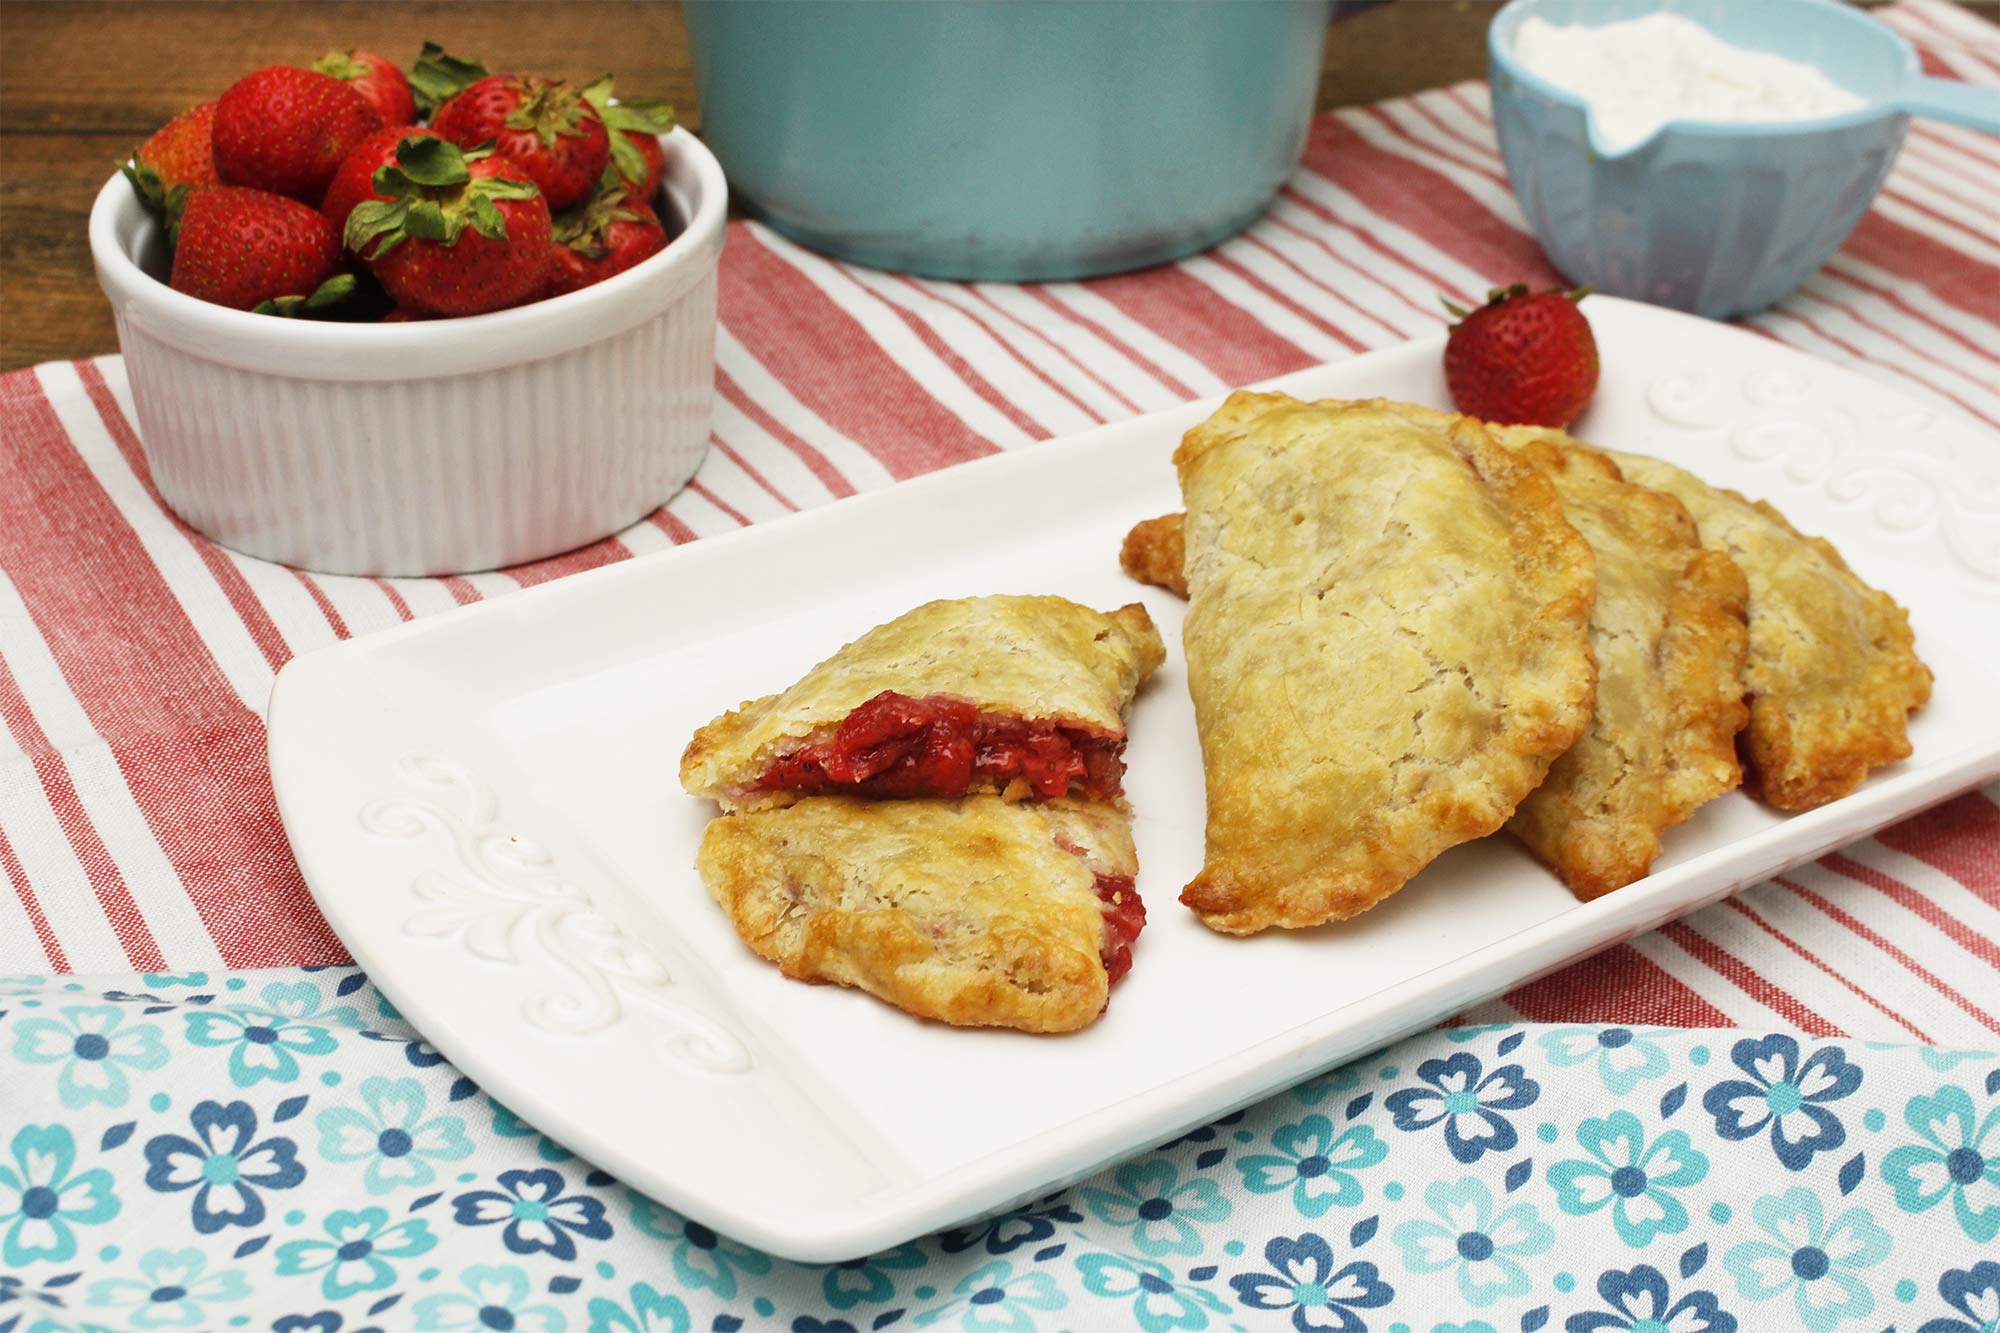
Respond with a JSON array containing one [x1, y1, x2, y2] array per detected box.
[[1489, 0, 2000, 319], [684, 0, 1332, 281]]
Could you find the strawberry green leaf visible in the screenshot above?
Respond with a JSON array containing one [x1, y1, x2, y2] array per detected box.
[[346, 199, 410, 256], [253, 273, 358, 318], [468, 195, 510, 242], [311, 49, 365, 82], [604, 98, 675, 135], [410, 40, 487, 117], [606, 130, 648, 186], [404, 200, 451, 242], [390, 135, 473, 188]]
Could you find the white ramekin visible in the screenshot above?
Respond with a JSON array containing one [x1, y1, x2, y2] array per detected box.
[[89, 129, 726, 577]]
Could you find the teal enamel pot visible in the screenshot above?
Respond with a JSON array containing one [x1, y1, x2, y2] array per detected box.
[[1489, 0, 2000, 319], [684, 0, 1333, 280]]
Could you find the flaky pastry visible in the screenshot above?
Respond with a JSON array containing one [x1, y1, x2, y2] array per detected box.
[[1600, 449, 1931, 810], [681, 595, 1164, 809], [696, 795, 1144, 1033], [1174, 392, 1597, 934], [1492, 430, 1750, 898]]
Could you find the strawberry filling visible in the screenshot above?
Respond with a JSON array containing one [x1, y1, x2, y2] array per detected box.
[[755, 691, 1124, 801], [1094, 873, 1145, 986]]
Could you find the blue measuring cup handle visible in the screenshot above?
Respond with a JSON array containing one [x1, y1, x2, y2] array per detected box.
[[1895, 75, 2000, 133]]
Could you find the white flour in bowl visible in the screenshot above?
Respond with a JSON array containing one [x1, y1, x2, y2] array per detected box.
[[1512, 11, 1866, 151]]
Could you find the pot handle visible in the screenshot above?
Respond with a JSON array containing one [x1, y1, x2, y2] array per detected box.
[[1893, 76, 2000, 133]]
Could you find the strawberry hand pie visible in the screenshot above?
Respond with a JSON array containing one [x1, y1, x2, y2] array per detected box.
[[680, 595, 1164, 810]]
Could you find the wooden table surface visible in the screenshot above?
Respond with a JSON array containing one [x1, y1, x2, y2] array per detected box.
[[2, 0, 1990, 372]]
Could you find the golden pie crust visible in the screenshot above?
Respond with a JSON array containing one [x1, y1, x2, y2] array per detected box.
[[1492, 430, 1750, 899], [696, 794, 1137, 1033], [680, 595, 1164, 808], [1601, 448, 1931, 810], [1173, 392, 1597, 933]]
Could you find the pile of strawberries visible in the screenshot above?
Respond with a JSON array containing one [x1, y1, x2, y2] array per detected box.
[[125, 42, 676, 319]]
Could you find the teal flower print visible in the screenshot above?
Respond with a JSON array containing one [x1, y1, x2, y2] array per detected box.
[[83, 1247, 250, 1328], [1538, 1027, 1671, 1096], [12, 1004, 168, 1108], [315, 1075, 474, 1194], [0, 976, 46, 997], [1548, 1110, 1709, 1247], [1882, 1084, 2000, 1243], [913, 1259, 1067, 1332], [1721, 1187, 1890, 1332], [628, 1194, 771, 1299], [489, 1100, 574, 1163], [1082, 1160, 1231, 1256], [413, 1264, 565, 1333], [585, 1282, 689, 1333], [142, 972, 208, 989], [1293, 1067, 1362, 1108], [816, 1241, 928, 1309], [183, 981, 361, 1087], [0, 1124, 120, 1266], [1390, 1176, 1554, 1308], [274, 1206, 437, 1299], [1076, 1252, 1228, 1332], [1238, 1116, 1387, 1217]]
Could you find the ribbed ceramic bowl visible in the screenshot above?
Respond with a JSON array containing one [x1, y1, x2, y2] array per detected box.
[[1490, 0, 2000, 319], [89, 128, 727, 577]]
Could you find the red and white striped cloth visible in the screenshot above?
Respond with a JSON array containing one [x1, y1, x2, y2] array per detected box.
[[3, 0, 1997, 1042]]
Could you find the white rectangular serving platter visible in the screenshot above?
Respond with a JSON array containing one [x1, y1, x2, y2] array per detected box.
[[270, 297, 2000, 1262]]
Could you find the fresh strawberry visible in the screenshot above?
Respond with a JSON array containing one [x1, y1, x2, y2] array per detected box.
[[432, 74, 609, 212], [169, 186, 345, 312], [321, 126, 442, 235], [311, 48, 417, 127], [122, 101, 221, 216], [213, 66, 384, 205], [579, 76, 674, 200], [549, 178, 668, 296], [379, 306, 437, 322], [1442, 285, 1600, 428], [345, 137, 552, 316]]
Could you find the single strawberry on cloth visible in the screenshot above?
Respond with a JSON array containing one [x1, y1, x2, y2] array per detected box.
[[2, 966, 1995, 1329]]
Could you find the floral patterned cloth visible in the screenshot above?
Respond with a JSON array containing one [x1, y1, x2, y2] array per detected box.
[[1, 968, 1992, 1333]]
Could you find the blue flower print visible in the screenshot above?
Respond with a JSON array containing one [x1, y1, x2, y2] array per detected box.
[[1721, 1187, 1891, 1332], [1565, 1263, 1737, 1333], [1228, 1232, 1392, 1333], [1238, 1116, 1387, 1218], [184, 982, 361, 1087], [273, 1207, 437, 1299], [1390, 1177, 1555, 1308], [816, 1241, 928, 1309], [585, 1282, 689, 1333], [451, 1168, 610, 1262], [940, 1200, 1082, 1256], [1547, 1110, 1709, 1247], [357, 1030, 449, 1069], [0, 1124, 120, 1265], [1081, 1160, 1231, 1257], [628, 1194, 771, 1298], [1538, 1027, 1672, 1096], [1702, 1036, 1860, 1171], [413, 1264, 564, 1333], [488, 1101, 573, 1163], [0, 1273, 74, 1329], [1076, 1252, 1227, 1332], [912, 1259, 1066, 1332], [12, 1004, 168, 1108], [1882, 1085, 2000, 1243], [1385, 1053, 1540, 1164], [1918, 1260, 2000, 1333], [141, 1099, 305, 1233], [315, 1076, 474, 1194], [83, 1247, 250, 1328]]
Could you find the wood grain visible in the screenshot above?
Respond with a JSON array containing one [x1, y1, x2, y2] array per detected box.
[[2, 0, 1991, 371]]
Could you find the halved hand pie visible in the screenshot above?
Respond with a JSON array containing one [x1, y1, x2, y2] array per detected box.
[[696, 794, 1143, 1032], [1492, 430, 1750, 899], [1174, 392, 1597, 933], [680, 595, 1164, 809], [1600, 449, 1931, 810]]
